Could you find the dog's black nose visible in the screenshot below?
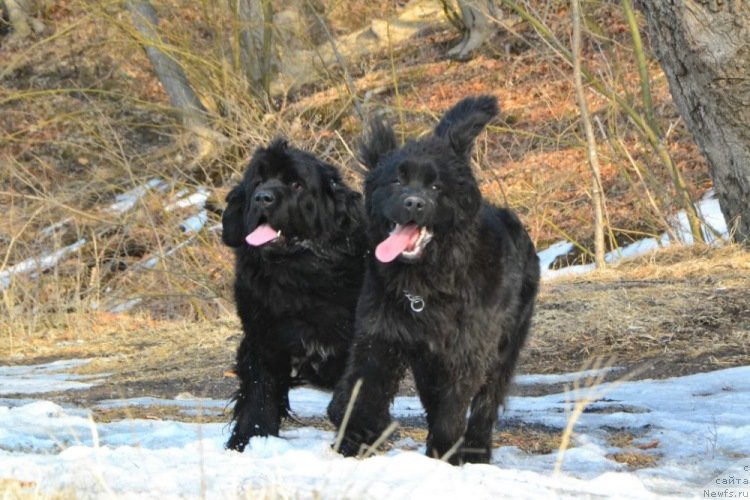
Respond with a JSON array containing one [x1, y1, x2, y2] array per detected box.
[[403, 195, 426, 212], [254, 190, 275, 207]]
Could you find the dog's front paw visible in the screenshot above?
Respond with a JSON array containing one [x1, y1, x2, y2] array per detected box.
[[332, 435, 364, 457], [226, 432, 249, 452], [226, 419, 278, 452]]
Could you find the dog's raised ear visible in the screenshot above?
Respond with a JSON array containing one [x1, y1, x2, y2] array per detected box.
[[221, 184, 246, 247], [266, 137, 289, 158], [434, 95, 499, 157], [358, 116, 398, 170]]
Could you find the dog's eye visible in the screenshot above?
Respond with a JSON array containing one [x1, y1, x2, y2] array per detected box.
[[392, 179, 401, 186], [431, 184, 441, 191], [291, 181, 303, 191]]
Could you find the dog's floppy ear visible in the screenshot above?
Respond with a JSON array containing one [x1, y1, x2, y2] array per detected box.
[[320, 163, 364, 234], [434, 95, 499, 157], [358, 116, 398, 170], [221, 184, 246, 247]]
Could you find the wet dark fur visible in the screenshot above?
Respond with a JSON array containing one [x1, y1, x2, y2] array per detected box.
[[328, 96, 540, 465], [222, 139, 367, 452]]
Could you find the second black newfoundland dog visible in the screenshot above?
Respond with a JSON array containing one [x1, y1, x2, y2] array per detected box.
[[222, 139, 367, 451], [328, 96, 540, 464]]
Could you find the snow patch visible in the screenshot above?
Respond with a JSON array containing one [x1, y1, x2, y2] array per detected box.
[[106, 178, 168, 214], [541, 192, 730, 279], [0, 239, 86, 290], [0, 359, 105, 396], [1, 362, 748, 497]]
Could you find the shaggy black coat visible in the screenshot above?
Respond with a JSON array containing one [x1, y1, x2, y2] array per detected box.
[[222, 139, 367, 452], [327, 96, 540, 465]]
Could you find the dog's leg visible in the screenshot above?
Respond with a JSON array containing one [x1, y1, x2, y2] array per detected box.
[[410, 356, 480, 465], [227, 335, 291, 452], [327, 336, 405, 457], [462, 375, 508, 463], [463, 304, 535, 463]]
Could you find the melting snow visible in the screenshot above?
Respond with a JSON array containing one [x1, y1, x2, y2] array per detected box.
[[0, 359, 105, 395], [0, 239, 87, 290], [542, 194, 730, 279], [0, 360, 748, 498]]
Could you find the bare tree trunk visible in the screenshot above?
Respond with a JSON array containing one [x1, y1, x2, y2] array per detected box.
[[127, 0, 218, 159], [572, 0, 605, 268], [234, 0, 276, 107], [444, 0, 500, 61], [637, 1, 750, 245]]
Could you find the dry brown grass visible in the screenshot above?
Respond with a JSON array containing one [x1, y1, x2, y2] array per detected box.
[[1, 0, 716, 318], [608, 243, 750, 280], [525, 244, 750, 377], [0, 312, 239, 403]]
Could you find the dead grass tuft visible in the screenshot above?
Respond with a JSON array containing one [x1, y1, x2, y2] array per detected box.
[[493, 426, 567, 455], [607, 451, 659, 469], [606, 431, 636, 449]]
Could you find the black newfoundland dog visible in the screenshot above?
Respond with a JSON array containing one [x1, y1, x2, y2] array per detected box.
[[221, 139, 367, 452], [328, 96, 540, 465]]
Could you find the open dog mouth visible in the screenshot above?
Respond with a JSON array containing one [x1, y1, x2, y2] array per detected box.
[[245, 222, 283, 247], [375, 223, 433, 263]]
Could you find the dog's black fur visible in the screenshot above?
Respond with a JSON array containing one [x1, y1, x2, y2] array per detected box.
[[327, 96, 540, 464], [222, 139, 367, 452]]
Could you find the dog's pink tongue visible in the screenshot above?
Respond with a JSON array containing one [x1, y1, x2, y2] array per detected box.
[[375, 224, 420, 263], [245, 224, 279, 247]]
